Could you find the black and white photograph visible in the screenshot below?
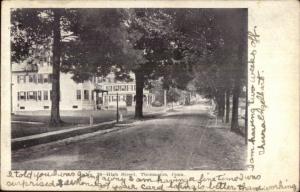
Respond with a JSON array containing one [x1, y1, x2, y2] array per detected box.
[[10, 8, 248, 170], [1, 1, 299, 191]]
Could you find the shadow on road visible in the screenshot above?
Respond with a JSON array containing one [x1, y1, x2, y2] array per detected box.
[[140, 110, 212, 123]]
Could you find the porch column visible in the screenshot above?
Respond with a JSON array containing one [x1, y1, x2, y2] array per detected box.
[[93, 91, 96, 110]]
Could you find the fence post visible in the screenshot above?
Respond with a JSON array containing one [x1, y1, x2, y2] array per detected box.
[[89, 115, 93, 126]]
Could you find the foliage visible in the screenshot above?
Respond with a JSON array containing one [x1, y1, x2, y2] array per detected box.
[[167, 87, 182, 103]]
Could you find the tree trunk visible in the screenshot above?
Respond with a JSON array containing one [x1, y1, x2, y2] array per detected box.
[[50, 9, 63, 126], [231, 81, 240, 132], [217, 89, 225, 120], [231, 10, 247, 134], [164, 89, 167, 107], [134, 70, 144, 119], [225, 88, 230, 123]]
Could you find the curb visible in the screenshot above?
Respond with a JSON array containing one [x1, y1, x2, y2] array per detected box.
[[12, 120, 116, 151]]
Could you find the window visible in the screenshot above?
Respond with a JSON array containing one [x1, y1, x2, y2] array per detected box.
[[72, 105, 78, 109], [43, 74, 49, 83], [91, 91, 94, 100], [114, 85, 119, 91], [43, 90, 48, 100], [84, 90, 89, 100], [106, 86, 112, 91], [50, 90, 52, 100], [48, 74, 53, 83], [37, 91, 42, 100], [27, 91, 37, 100], [28, 74, 37, 83], [44, 106, 49, 109], [38, 74, 43, 83], [97, 77, 102, 83], [18, 75, 26, 83], [76, 90, 81, 100], [33, 74, 37, 83], [18, 92, 26, 100], [28, 75, 33, 83], [121, 85, 126, 91]]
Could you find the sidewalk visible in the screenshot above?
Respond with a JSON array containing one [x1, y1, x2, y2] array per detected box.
[[12, 107, 170, 150]]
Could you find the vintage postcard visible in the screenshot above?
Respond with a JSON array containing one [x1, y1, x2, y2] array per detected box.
[[1, 0, 299, 191]]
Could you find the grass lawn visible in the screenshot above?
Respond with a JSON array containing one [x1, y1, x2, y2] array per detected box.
[[11, 122, 79, 138], [11, 106, 168, 139], [11, 109, 134, 138]]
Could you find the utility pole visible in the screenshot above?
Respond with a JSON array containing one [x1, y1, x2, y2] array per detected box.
[[116, 92, 119, 123], [172, 88, 174, 110], [164, 89, 167, 107]]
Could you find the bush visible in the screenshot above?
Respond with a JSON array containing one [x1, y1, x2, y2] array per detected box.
[[152, 100, 163, 107]]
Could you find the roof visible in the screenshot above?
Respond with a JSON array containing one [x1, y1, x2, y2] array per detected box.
[[11, 63, 38, 73]]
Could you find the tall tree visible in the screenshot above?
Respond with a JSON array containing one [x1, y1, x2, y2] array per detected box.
[[50, 9, 63, 125], [169, 9, 226, 109], [117, 9, 175, 119], [61, 9, 128, 82], [215, 9, 248, 132], [169, 9, 247, 130], [11, 8, 75, 126]]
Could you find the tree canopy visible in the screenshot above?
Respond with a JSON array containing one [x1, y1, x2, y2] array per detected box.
[[11, 8, 247, 131]]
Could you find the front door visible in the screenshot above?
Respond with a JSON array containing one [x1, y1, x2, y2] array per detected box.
[[96, 96, 103, 109]]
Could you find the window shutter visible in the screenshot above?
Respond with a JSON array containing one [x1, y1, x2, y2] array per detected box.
[[33, 74, 37, 83]]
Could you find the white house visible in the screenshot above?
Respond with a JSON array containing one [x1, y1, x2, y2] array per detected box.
[[11, 62, 154, 113]]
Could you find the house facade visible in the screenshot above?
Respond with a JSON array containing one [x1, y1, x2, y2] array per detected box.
[[95, 74, 154, 109], [11, 62, 154, 113]]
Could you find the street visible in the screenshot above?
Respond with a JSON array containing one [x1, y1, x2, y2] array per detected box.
[[12, 104, 246, 170]]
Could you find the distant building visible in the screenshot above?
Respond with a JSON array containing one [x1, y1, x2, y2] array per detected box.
[[11, 61, 154, 113], [93, 73, 154, 109]]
